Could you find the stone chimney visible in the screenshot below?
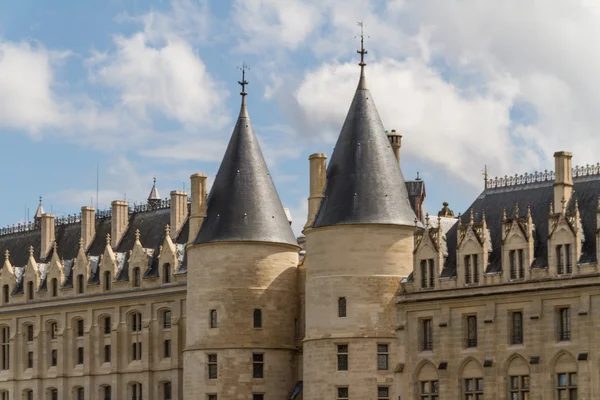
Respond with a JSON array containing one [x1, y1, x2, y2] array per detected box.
[[40, 214, 55, 260], [81, 206, 95, 250], [387, 130, 402, 166], [553, 151, 573, 210], [188, 173, 207, 244], [111, 200, 129, 248], [170, 190, 188, 240], [304, 153, 327, 230]]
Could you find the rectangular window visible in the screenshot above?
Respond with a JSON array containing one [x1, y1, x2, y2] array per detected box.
[[511, 312, 523, 345], [419, 381, 439, 399], [253, 309, 262, 328], [104, 344, 111, 363], [26, 390, 33, 400], [472, 254, 479, 283], [565, 244, 572, 274], [207, 396, 217, 400], [377, 386, 390, 400], [77, 346, 84, 365], [509, 250, 517, 280], [131, 313, 142, 332], [27, 351, 33, 369], [104, 317, 111, 335], [420, 259, 428, 288], [337, 387, 349, 400], [464, 378, 483, 399], [51, 349, 57, 366], [77, 319, 84, 337], [337, 344, 348, 371], [252, 353, 264, 378], [556, 245, 564, 275], [27, 324, 34, 342], [163, 382, 172, 400], [557, 373, 577, 399], [132, 342, 142, 361], [466, 315, 477, 348], [104, 386, 112, 400], [518, 249, 524, 279], [2, 285, 8, 304], [428, 259, 435, 288], [1, 327, 9, 370], [164, 339, 171, 358], [421, 318, 433, 351], [377, 344, 389, 370], [464, 255, 471, 284], [51, 389, 58, 400], [509, 375, 529, 399], [210, 310, 217, 328], [252, 395, 264, 400], [76, 387, 84, 400], [208, 354, 218, 379], [338, 297, 347, 317], [163, 311, 172, 329], [558, 307, 571, 341], [50, 322, 57, 340]]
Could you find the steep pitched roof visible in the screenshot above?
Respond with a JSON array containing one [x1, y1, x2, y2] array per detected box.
[[441, 176, 600, 277], [312, 65, 417, 228], [194, 93, 297, 247]]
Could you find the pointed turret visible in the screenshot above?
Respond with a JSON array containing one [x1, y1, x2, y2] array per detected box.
[[147, 177, 161, 209], [312, 32, 417, 228], [34, 196, 44, 219], [194, 69, 297, 246]]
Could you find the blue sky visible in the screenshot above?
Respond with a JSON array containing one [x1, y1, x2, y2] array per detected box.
[[0, 0, 599, 235]]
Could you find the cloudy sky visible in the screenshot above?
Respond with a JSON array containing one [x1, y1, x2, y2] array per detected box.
[[0, 0, 598, 235]]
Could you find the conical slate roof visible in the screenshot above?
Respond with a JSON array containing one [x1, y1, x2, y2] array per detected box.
[[194, 94, 298, 247], [313, 66, 417, 228], [148, 178, 160, 200]]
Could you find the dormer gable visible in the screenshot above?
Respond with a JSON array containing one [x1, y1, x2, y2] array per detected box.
[[22, 246, 41, 289], [158, 225, 177, 284], [0, 251, 15, 302], [101, 233, 119, 278], [413, 215, 445, 290], [45, 242, 66, 292], [130, 229, 150, 278], [457, 209, 490, 286], [501, 204, 534, 282], [548, 197, 583, 277]]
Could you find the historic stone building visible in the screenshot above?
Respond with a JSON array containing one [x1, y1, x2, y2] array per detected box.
[[0, 38, 598, 400]]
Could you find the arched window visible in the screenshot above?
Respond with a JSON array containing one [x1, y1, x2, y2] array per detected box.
[[103, 271, 111, 291], [461, 359, 484, 399], [130, 312, 142, 362], [101, 385, 111, 400], [162, 310, 171, 329], [162, 263, 171, 284], [24, 389, 33, 400], [27, 281, 34, 300], [77, 274, 84, 294], [507, 356, 530, 399], [133, 268, 141, 288], [129, 382, 142, 400], [2, 285, 8, 304], [416, 362, 438, 399], [0, 326, 9, 370], [555, 352, 577, 399], [47, 388, 58, 400], [162, 381, 172, 400], [131, 312, 142, 332], [24, 323, 34, 342], [51, 278, 58, 297], [74, 387, 84, 400]]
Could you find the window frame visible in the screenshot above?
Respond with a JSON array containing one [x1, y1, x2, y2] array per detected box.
[[253, 309, 262, 329], [556, 372, 577, 399], [208, 354, 218, 379], [252, 353, 264, 379], [338, 297, 347, 317], [420, 318, 433, 351], [557, 307, 571, 342], [336, 344, 348, 371], [463, 377, 484, 399], [508, 375, 529, 399], [377, 343, 389, 371], [510, 311, 523, 345]]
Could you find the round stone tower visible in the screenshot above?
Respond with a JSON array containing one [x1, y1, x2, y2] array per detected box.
[[184, 80, 300, 399], [303, 41, 418, 399]]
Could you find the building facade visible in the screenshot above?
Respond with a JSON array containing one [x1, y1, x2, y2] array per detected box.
[[0, 41, 598, 400]]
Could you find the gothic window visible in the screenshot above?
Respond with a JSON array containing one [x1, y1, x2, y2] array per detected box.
[[2, 285, 8, 304], [103, 271, 111, 291], [252, 353, 264, 378], [377, 344, 389, 370], [75, 387, 84, 400], [76, 319, 84, 337], [162, 310, 171, 329], [0, 390, 7, 400], [253, 309, 262, 328], [509, 375, 529, 399], [49, 388, 58, 400], [27, 281, 34, 300], [131, 312, 142, 332], [49, 321, 58, 340], [337, 344, 348, 371], [417, 362, 439, 400], [208, 354, 218, 379], [557, 307, 571, 341], [103, 316, 111, 335], [556, 244, 573, 275], [104, 344, 111, 363], [26, 323, 34, 342], [51, 349, 57, 366], [557, 373, 577, 399], [0, 326, 9, 370], [338, 297, 347, 317], [51, 278, 58, 297], [209, 309, 217, 328], [24, 390, 33, 400], [420, 319, 433, 351], [465, 316, 477, 348], [420, 259, 436, 289], [510, 312, 523, 345], [163, 339, 171, 358], [472, 254, 479, 283], [464, 256, 472, 284], [131, 342, 142, 361], [162, 382, 172, 400], [130, 383, 142, 400], [509, 249, 525, 280], [103, 386, 112, 400], [463, 378, 483, 399], [76, 347, 84, 365], [133, 267, 141, 288], [162, 263, 171, 284], [27, 351, 33, 368]]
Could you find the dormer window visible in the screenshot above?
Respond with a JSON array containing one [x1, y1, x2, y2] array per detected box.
[[509, 250, 525, 280], [420, 259, 435, 289], [556, 244, 572, 275], [464, 255, 479, 284]]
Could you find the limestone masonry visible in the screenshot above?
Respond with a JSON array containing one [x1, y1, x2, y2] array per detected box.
[[0, 43, 598, 400]]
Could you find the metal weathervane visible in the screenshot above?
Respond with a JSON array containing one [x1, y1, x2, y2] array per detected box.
[[238, 63, 249, 96]]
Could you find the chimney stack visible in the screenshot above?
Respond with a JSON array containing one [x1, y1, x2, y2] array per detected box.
[[553, 151, 573, 210], [304, 153, 327, 230], [40, 214, 55, 260], [81, 206, 95, 250], [111, 200, 129, 248], [188, 173, 207, 244], [170, 190, 188, 240], [387, 130, 402, 166]]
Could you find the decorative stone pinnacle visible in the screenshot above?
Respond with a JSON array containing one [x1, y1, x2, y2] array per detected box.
[[527, 204, 532, 219], [514, 203, 519, 218], [549, 201, 554, 214], [79, 237, 84, 249], [135, 229, 141, 241], [561, 196, 567, 214], [165, 224, 171, 236], [425, 213, 430, 227], [4, 250, 9, 261], [502, 208, 507, 222], [53, 241, 58, 251], [28, 245, 34, 257], [469, 208, 474, 224], [106, 233, 111, 245]]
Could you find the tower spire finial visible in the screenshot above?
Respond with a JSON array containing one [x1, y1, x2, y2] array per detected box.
[[238, 62, 249, 97], [357, 22, 368, 73]]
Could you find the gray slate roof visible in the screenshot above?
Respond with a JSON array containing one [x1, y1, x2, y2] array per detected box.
[[194, 96, 297, 247], [312, 70, 418, 228], [441, 176, 600, 277]]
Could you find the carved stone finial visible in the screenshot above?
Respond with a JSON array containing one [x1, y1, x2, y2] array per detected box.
[[79, 237, 84, 249], [4, 250, 9, 261], [106, 233, 111, 245], [502, 207, 507, 222], [425, 213, 430, 228], [561, 195, 567, 214], [527, 204, 532, 219], [549, 201, 554, 214], [135, 229, 141, 241], [574, 198, 580, 214], [514, 203, 519, 218], [53, 241, 58, 252], [165, 224, 171, 236], [469, 208, 474, 224], [28, 245, 34, 257]]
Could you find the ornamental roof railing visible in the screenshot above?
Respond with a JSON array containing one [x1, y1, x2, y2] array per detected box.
[[486, 163, 600, 190]]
